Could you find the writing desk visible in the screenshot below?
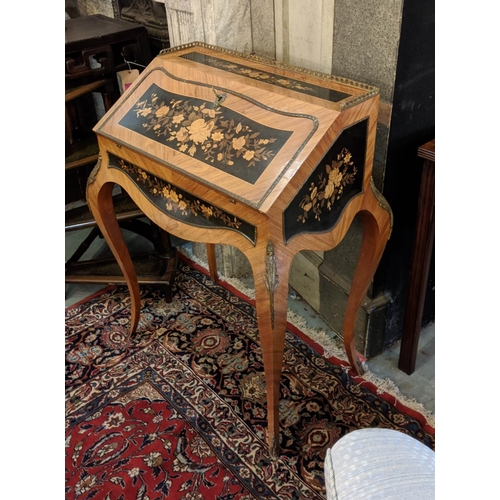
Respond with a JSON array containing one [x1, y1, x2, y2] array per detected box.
[[87, 42, 393, 458]]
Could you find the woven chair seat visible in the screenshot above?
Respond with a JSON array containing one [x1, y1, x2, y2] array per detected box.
[[324, 428, 435, 499]]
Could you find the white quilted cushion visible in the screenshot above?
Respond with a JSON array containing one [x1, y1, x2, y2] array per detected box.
[[324, 428, 435, 499]]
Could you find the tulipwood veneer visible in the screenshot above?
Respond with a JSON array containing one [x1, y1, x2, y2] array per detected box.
[[87, 42, 393, 459]]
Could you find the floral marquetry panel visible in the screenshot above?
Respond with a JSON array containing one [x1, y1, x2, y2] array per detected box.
[[95, 66, 321, 209], [109, 154, 257, 243], [284, 119, 367, 242], [180, 52, 353, 103], [118, 83, 294, 185]]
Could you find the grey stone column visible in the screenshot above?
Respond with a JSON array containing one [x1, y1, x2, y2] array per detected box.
[[164, 0, 253, 51]]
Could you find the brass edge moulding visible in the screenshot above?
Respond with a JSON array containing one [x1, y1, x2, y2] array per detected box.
[[86, 154, 102, 187], [160, 42, 379, 110], [263, 241, 279, 330], [85, 155, 102, 221], [370, 177, 394, 238]]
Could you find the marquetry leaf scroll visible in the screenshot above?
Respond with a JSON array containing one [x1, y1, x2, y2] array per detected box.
[[180, 52, 353, 103], [109, 154, 257, 243]]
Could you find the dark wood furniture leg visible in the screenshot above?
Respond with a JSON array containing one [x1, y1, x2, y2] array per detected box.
[[150, 223, 178, 303], [206, 243, 218, 282], [66, 191, 177, 303], [398, 140, 435, 375]]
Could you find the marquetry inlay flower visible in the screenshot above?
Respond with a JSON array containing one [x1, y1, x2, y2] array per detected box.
[[297, 148, 358, 223], [172, 113, 184, 124], [132, 93, 279, 169], [232, 136, 246, 151], [155, 105, 170, 117], [211, 131, 224, 142], [187, 118, 213, 144]]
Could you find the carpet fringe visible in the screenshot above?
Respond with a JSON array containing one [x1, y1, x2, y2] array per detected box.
[[285, 310, 435, 429], [284, 310, 349, 361], [177, 246, 435, 429], [357, 368, 436, 428]]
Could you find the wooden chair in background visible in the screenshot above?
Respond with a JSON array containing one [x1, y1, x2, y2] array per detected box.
[[65, 14, 177, 300]]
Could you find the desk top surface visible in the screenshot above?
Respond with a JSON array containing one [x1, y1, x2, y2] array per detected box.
[[95, 43, 378, 209]]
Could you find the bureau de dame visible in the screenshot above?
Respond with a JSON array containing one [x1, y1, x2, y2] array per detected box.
[[87, 42, 393, 459]]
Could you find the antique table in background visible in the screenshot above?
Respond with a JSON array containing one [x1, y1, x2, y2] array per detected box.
[[398, 139, 435, 375], [87, 42, 393, 458]]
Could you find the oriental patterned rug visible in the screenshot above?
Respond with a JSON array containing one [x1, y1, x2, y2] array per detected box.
[[65, 257, 435, 499]]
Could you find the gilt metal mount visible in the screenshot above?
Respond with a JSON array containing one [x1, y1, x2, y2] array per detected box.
[[264, 241, 279, 329]]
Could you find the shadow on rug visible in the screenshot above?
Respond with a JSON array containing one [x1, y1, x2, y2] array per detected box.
[[65, 258, 435, 499]]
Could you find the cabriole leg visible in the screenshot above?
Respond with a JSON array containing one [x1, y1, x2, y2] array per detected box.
[[86, 178, 141, 336], [249, 242, 292, 460], [343, 186, 392, 375]]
